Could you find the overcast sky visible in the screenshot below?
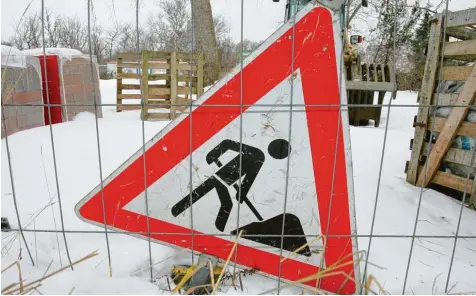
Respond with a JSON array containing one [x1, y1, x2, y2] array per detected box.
[[1, 0, 474, 44], [1, 0, 288, 43]]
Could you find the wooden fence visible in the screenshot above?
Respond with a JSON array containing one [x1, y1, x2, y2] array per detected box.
[[405, 8, 476, 208], [345, 56, 394, 127], [116, 51, 204, 120]]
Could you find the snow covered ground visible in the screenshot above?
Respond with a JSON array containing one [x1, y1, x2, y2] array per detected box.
[[2, 79, 476, 294]]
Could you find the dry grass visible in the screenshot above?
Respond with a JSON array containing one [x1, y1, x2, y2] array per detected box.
[[1, 250, 98, 295], [211, 230, 243, 295], [1, 261, 24, 293], [163, 233, 388, 295]]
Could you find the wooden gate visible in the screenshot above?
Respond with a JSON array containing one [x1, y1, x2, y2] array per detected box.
[[345, 56, 395, 127], [116, 51, 204, 120], [405, 8, 476, 208]]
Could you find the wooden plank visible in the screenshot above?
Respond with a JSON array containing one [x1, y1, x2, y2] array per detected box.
[[117, 104, 184, 111], [345, 81, 394, 91], [170, 51, 177, 119], [407, 15, 444, 184], [119, 93, 173, 100], [177, 64, 197, 71], [148, 97, 190, 105], [443, 40, 476, 60], [117, 94, 143, 99], [116, 57, 123, 112], [354, 106, 378, 119], [149, 88, 171, 96], [149, 74, 170, 80], [177, 87, 197, 95], [117, 73, 141, 79], [445, 8, 476, 28], [416, 63, 476, 187], [146, 95, 170, 100], [145, 63, 197, 71], [421, 143, 476, 168], [116, 105, 142, 111], [177, 75, 198, 83], [117, 52, 142, 59], [177, 52, 198, 60], [121, 84, 141, 90], [141, 50, 150, 120], [147, 113, 171, 120], [442, 66, 473, 81], [470, 175, 476, 209], [123, 84, 174, 90], [148, 52, 172, 59], [144, 98, 191, 109], [427, 168, 474, 193], [148, 87, 195, 96], [117, 62, 141, 68], [446, 27, 476, 41], [428, 118, 476, 137], [148, 63, 170, 70]]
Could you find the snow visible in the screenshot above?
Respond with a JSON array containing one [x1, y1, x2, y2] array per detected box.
[[22, 48, 86, 61], [72, 112, 97, 121], [2, 79, 476, 294], [1, 45, 26, 68]]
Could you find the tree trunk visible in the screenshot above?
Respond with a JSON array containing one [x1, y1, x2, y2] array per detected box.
[[191, 0, 220, 86]]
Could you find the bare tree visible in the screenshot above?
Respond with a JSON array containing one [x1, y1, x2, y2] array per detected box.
[[45, 8, 61, 47], [104, 24, 124, 60], [213, 16, 236, 74], [367, 0, 422, 66], [116, 23, 148, 53], [58, 16, 87, 51], [147, 0, 191, 52], [10, 13, 41, 50], [86, 12, 104, 62], [235, 39, 261, 53]]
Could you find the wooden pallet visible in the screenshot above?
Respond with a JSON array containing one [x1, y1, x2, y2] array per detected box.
[[346, 55, 395, 127], [115, 51, 204, 120], [405, 8, 476, 208]]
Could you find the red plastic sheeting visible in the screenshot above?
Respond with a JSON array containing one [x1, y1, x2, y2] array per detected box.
[[38, 55, 62, 125]]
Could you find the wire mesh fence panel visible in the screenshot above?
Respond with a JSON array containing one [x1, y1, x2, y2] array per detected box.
[[1, 0, 476, 295]]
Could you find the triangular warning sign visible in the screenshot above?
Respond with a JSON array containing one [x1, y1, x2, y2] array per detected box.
[[75, 5, 358, 294]]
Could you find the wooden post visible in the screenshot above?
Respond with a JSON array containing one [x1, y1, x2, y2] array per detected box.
[[406, 15, 443, 184], [116, 57, 123, 112], [353, 58, 364, 126], [416, 63, 476, 187], [170, 52, 177, 119], [197, 53, 204, 97], [470, 175, 476, 210], [141, 51, 150, 121], [166, 53, 171, 90], [347, 63, 357, 125]]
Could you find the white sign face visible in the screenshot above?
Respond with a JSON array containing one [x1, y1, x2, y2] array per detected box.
[[124, 70, 324, 266]]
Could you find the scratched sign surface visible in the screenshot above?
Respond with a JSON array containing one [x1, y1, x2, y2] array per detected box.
[[76, 4, 358, 294]]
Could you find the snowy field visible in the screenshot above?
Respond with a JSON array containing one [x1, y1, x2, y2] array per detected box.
[[2, 79, 476, 294]]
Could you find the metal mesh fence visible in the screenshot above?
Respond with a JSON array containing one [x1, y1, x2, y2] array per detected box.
[[1, 0, 475, 294]]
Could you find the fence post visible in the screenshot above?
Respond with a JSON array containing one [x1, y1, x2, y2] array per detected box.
[[141, 51, 149, 121], [197, 53, 204, 97], [406, 15, 443, 184], [170, 52, 177, 119], [116, 57, 123, 112]]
